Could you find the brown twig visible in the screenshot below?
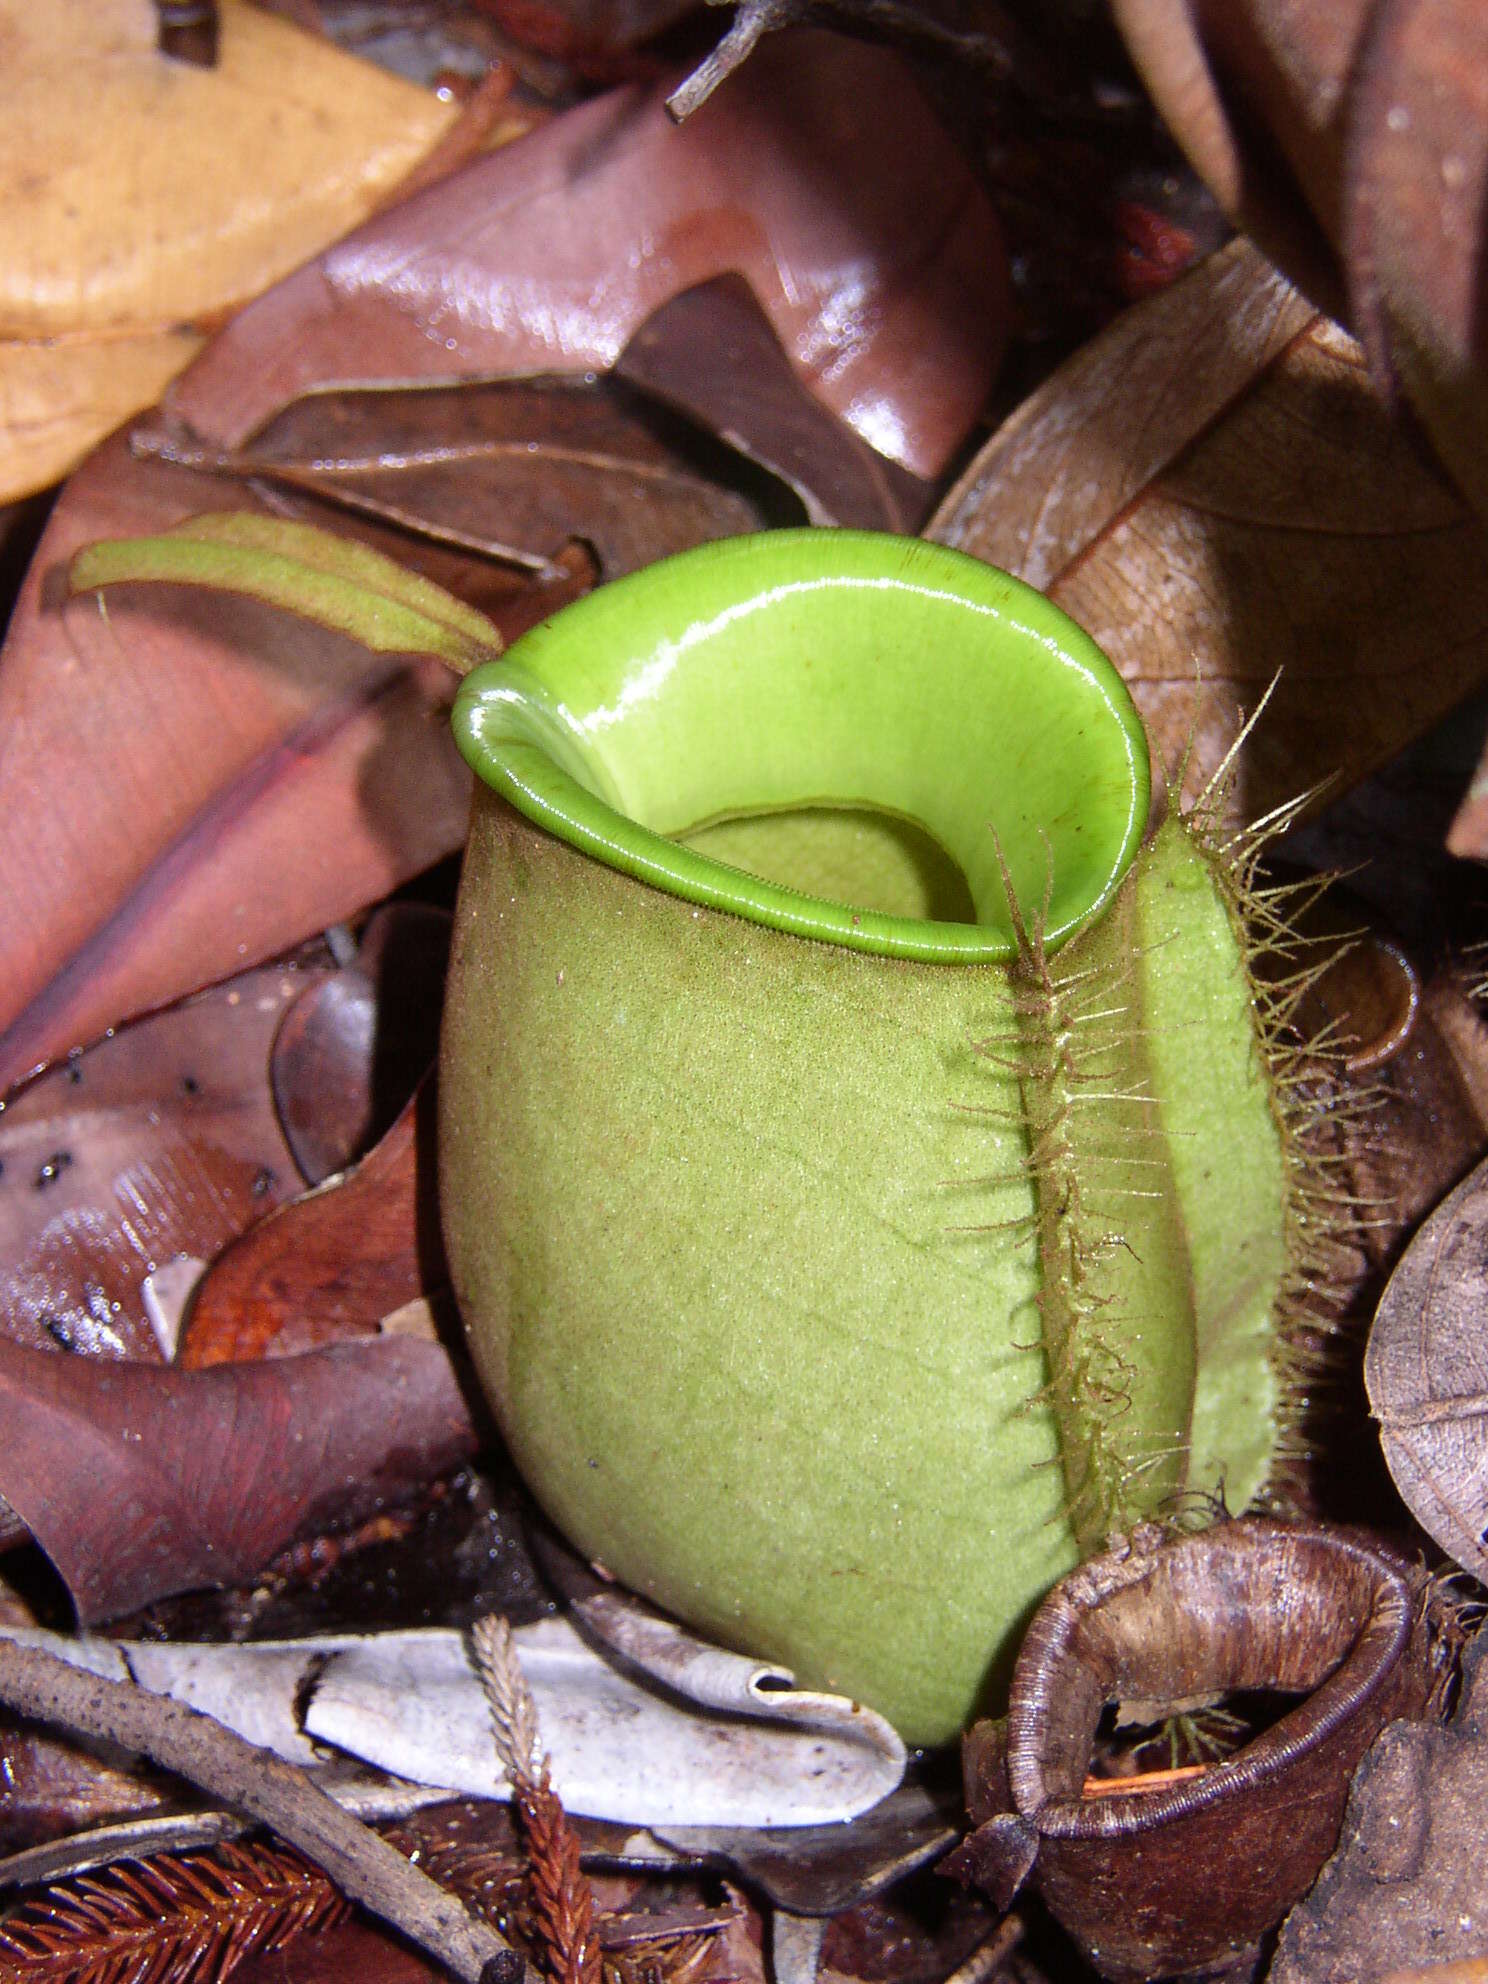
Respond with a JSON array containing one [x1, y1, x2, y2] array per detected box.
[[0, 1634, 524, 1984]]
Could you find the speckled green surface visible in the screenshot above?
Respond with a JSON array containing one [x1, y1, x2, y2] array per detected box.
[[439, 533, 1289, 1743]]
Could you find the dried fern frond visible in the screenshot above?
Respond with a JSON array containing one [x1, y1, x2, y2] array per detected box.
[[470, 1614, 601, 1984], [0, 1838, 348, 1984]]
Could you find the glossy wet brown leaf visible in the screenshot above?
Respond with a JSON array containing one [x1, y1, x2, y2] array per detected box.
[[165, 28, 1007, 482], [0, 963, 328, 1362], [614, 277, 932, 533], [134, 374, 763, 582], [272, 905, 450, 1187], [1366, 1155, 1488, 1580], [930, 237, 1488, 828], [0, 1333, 478, 1624], [178, 1083, 441, 1369]]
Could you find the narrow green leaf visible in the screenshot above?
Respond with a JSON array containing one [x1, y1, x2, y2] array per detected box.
[[70, 513, 503, 675]]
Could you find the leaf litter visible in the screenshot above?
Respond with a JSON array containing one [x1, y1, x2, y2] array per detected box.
[[3, 9, 1488, 1984]]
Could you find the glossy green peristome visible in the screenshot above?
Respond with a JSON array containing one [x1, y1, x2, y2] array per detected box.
[[442, 531, 1292, 1744]]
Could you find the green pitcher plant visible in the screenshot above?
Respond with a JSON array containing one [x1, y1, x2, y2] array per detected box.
[[71, 520, 1340, 1744]]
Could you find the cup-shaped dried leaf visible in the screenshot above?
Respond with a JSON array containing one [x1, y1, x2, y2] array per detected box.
[[955, 1519, 1445, 1981], [1366, 1155, 1488, 1580]]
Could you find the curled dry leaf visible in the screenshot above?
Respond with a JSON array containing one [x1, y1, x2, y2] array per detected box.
[[613, 276, 933, 533], [0, 1333, 478, 1624], [177, 1081, 443, 1369], [1366, 1154, 1488, 1581], [1, 1614, 905, 1830], [165, 28, 1007, 481], [1332, 967, 1488, 1284], [930, 238, 1488, 829], [0, 962, 327, 1362], [0, 0, 457, 499], [271, 903, 451, 1187], [1109, 0, 1488, 527]]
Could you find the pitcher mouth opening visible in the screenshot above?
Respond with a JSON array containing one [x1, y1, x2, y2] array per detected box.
[[452, 530, 1150, 963]]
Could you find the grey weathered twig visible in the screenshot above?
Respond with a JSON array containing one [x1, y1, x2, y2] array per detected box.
[[665, 0, 1037, 122], [666, 0, 798, 121], [0, 1634, 524, 1984]]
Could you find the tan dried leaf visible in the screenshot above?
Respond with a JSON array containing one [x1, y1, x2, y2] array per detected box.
[[0, 328, 205, 505], [0, 0, 454, 496]]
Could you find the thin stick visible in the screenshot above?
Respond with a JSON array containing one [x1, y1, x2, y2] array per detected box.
[[666, 0, 797, 121], [0, 1635, 524, 1984]]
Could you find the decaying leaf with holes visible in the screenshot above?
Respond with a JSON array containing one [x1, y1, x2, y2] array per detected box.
[[1366, 1154, 1488, 1580]]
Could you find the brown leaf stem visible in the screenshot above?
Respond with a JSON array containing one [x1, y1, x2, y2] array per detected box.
[[0, 1635, 524, 1984]]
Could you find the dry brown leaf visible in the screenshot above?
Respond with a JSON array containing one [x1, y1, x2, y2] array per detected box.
[[930, 238, 1488, 826], [0, 0, 454, 339], [1365, 1154, 1488, 1582], [135, 375, 764, 579], [0, 0, 456, 496], [614, 275, 931, 533], [0, 1331, 478, 1622], [165, 27, 1007, 481], [177, 1082, 441, 1369], [271, 903, 450, 1186], [1111, 0, 1488, 526], [0, 961, 327, 1362]]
